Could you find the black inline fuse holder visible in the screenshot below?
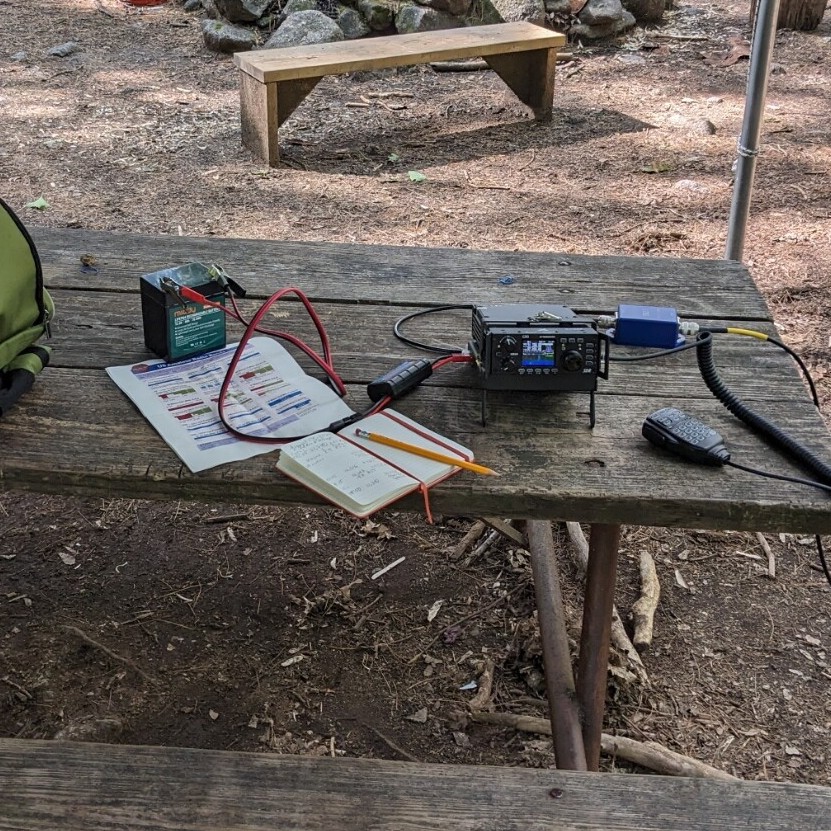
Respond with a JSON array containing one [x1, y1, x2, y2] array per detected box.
[[367, 358, 434, 402]]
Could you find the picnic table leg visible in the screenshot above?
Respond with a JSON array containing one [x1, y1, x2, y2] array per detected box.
[[526, 521, 587, 770], [576, 523, 621, 771]]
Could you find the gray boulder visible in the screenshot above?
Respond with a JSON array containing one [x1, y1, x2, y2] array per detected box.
[[338, 6, 372, 38], [416, 0, 474, 17], [357, 0, 397, 29], [578, 0, 624, 24], [264, 10, 345, 46], [396, 2, 462, 31], [482, 0, 546, 23], [543, 0, 571, 12], [201, 18, 259, 52], [282, 0, 318, 12], [214, 0, 272, 21], [621, 0, 665, 20], [465, 0, 504, 24], [571, 6, 635, 36]]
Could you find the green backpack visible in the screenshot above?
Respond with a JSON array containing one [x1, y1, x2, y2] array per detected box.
[[0, 197, 54, 416]]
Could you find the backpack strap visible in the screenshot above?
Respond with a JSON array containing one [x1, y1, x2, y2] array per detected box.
[[0, 345, 51, 417]]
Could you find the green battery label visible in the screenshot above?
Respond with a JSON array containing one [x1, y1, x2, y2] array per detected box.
[[168, 300, 226, 361]]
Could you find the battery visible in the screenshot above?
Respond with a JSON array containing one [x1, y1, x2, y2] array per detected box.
[[140, 262, 227, 362]]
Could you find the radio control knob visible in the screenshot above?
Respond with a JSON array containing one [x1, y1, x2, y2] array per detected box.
[[563, 350, 584, 372], [495, 336, 519, 371], [496, 335, 518, 354]]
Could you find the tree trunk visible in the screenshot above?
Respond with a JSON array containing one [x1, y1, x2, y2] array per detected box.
[[750, 0, 827, 30]]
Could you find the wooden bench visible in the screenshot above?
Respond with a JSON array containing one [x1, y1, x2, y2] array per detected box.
[[233, 22, 566, 166]]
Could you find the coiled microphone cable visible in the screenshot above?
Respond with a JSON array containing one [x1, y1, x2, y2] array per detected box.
[[696, 329, 831, 486]]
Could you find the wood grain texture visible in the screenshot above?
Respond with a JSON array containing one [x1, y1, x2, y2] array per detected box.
[[32, 227, 770, 319], [4, 228, 830, 533], [234, 22, 566, 83], [1, 739, 829, 831]]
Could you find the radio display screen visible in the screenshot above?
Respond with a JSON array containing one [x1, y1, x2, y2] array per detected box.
[[522, 337, 556, 368]]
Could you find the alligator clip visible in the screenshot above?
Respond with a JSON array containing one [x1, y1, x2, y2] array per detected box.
[[159, 276, 187, 308]]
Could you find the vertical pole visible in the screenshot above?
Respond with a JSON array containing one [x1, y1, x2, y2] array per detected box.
[[526, 521, 588, 770], [725, 0, 782, 261], [576, 523, 621, 771]]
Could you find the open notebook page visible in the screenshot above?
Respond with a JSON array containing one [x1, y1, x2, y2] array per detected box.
[[341, 409, 473, 487], [276, 430, 419, 517]]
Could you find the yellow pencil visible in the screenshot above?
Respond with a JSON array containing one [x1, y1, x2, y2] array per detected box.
[[355, 429, 498, 476]]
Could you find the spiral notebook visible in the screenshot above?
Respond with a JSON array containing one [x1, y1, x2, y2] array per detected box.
[[275, 409, 473, 519]]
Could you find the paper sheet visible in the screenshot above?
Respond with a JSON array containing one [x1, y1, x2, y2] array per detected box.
[[107, 337, 354, 472]]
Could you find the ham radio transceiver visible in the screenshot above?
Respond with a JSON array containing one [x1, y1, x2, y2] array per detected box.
[[469, 303, 609, 426]]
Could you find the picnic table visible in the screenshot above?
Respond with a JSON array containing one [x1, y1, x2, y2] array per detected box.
[[2, 227, 831, 827]]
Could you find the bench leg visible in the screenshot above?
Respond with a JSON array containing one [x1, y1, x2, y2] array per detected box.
[[239, 74, 322, 167], [576, 523, 621, 771], [483, 47, 557, 120]]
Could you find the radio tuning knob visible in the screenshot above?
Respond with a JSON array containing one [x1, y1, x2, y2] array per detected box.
[[496, 336, 518, 353], [563, 350, 584, 372]]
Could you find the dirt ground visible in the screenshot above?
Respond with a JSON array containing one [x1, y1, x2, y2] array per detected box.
[[2, 0, 831, 786]]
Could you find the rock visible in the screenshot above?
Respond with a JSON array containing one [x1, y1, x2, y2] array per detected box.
[[183, 0, 203, 10], [482, 0, 546, 24], [201, 18, 259, 52], [693, 118, 717, 135], [202, 0, 220, 18], [338, 5, 371, 38], [357, 0, 397, 29], [264, 10, 345, 47], [621, 0, 665, 20], [214, 0, 272, 22], [10, 51, 27, 61], [579, 0, 623, 25], [54, 716, 124, 742], [416, 0, 474, 17], [464, 0, 503, 23], [282, 0, 319, 13], [46, 41, 80, 58], [396, 2, 462, 30], [544, 0, 571, 12], [571, 7, 634, 37]]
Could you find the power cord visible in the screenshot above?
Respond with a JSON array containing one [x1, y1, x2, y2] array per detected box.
[[393, 304, 474, 354]]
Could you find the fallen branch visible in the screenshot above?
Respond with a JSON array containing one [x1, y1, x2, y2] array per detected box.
[[632, 550, 660, 652], [358, 720, 419, 763], [431, 52, 573, 72], [451, 520, 486, 559], [481, 517, 526, 547], [755, 532, 776, 579], [564, 522, 649, 683], [61, 625, 159, 686], [469, 712, 738, 780], [600, 733, 738, 781]]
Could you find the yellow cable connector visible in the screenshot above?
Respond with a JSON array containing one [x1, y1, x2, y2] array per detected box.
[[726, 327, 769, 341]]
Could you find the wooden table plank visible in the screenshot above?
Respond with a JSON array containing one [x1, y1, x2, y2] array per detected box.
[[33, 228, 771, 320], [1, 739, 829, 831], [3, 371, 830, 532], [45, 290, 799, 399]]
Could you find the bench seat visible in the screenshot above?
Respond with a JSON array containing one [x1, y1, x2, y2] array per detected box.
[[233, 22, 566, 166]]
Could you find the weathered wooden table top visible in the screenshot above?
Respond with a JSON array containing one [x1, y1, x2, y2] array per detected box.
[[4, 227, 830, 533]]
